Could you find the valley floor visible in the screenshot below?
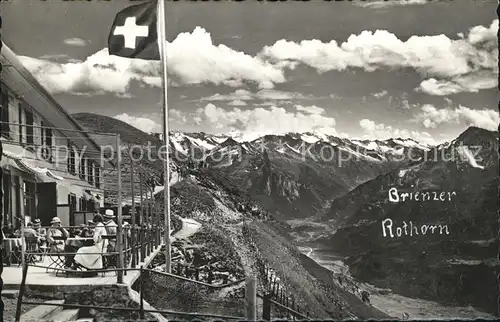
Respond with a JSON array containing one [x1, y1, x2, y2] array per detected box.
[[297, 246, 496, 320]]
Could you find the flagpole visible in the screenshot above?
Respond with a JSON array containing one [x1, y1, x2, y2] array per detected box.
[[157, 0, 171, 274]]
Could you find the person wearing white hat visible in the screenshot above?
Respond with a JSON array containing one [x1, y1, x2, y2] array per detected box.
[[46, 217, 69, 253], [103, 209, 117, 267]]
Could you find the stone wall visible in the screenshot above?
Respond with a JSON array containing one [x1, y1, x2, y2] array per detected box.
[[26, 284, 158, 321]]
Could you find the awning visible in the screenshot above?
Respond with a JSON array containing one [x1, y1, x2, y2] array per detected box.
[[16, 159, 64, 181], [2, 151, 64, 183], [0, 152, 26, 173]]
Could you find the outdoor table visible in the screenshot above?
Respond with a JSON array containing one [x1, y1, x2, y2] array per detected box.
[[66, 237, 94, 248]]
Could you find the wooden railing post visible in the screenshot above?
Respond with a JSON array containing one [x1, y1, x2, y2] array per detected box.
[[262, 292, 271, 321], [140, 228, 145, 261], [148, 226, 153, 254], [139, 265, 144, 319], [134, 226, 139, 265], [123, 230, 128, 276], [245, 275, 257, 321], [131, 227, 136, 268], [15, 263, 29, 322]]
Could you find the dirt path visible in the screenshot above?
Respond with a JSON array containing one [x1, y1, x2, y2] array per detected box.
[[173, 218, 202, 240]]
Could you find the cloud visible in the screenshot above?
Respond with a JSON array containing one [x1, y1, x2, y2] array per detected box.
[[412, 104, 499, 131], [18, 50, 158, 95], [18, 27, 286, 96], [359, 118, 436, 144], [372, 90, 388, 98], [63, 37, 89, 47], [259, 19, 498, 95], [228, 99, 247, 106], [167, 27, 285, 87], [200, 89, 310, 102], [355, 0, 428, 9], [417, 71, 498, 96], [172, 103, 338, 136], [114, 113, 161, 133], [295, 104, 325, 115]]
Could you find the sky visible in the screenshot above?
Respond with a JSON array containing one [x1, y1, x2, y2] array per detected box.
[[1, 0, 498, 144]]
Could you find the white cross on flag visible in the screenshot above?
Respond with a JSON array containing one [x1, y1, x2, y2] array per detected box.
[[108, 0, 160, 60]]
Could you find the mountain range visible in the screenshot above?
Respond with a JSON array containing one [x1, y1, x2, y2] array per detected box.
[[72, 112, 498, 316]]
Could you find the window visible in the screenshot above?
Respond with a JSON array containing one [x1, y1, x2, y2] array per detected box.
[[44, 123, 53, 146], [40, 121, 53, 162], [0, 84, 10, 138], [25, 109, 34, 147], [18, 104, 23, 144], [2, 170, 11, 226], [79, 197, 87, 211], [87, 161, 94, 185], [79, 157, 86, 180], [95, 166, 101, 188], [68, 144, 76, 175], [69, 194, 77, 213]]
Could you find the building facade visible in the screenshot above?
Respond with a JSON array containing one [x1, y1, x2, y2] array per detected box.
[[0, 43, 109, 228]]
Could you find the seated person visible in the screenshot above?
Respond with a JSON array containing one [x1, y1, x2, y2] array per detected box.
[[33, 219, 46, 246], [79, 224, 93, 238], [2, 224, 15, 238], [103, 210, 117, 268], [23, 222, 39, 238], [46, 217, 69, 253], [73, 214, 108, 275]]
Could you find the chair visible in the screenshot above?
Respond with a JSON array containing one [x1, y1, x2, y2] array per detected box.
[[102, 235, 117, 276], [23, 236, 41, 265], [46, 236, 68, 276]]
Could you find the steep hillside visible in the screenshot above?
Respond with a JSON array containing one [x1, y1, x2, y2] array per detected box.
[[151, 167, 389, 320], [308, 127, 499, 314]]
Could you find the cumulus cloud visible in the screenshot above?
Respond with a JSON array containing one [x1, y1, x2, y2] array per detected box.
[[63, 38, 89, 47], [200, 89, 310, 102], [295, 104, 325, 114], [172, 103, 338, 136], [417, 71, 498, 96], [413, 104, 499, 131], [359, 118, 436, 144], [228, 99, 247, 106], [18, 50, 158, 95], [260, 19, 498, 95], [19, 21, 498, 98], [168, 27, 285, 87], [114, 113, 161, 133], [18, 27, 285, 96]]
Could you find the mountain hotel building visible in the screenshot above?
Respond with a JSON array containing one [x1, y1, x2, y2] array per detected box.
[[0, 43, 110, 228]]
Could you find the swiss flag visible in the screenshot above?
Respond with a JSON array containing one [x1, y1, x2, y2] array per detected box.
[[108, 0, 160, 60]]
